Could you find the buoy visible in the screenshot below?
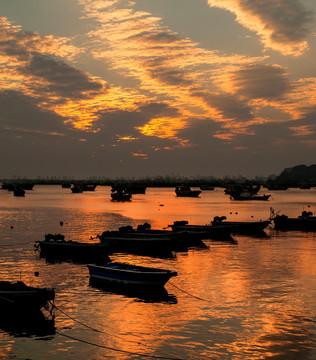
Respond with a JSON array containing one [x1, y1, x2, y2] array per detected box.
[[34, 271, 39, 277], [60, 221, 64, 226]]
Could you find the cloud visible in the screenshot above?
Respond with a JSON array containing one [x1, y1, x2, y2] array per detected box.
[[228, 64, 292, 99], [20, 54, 106, 99], [207, 0, 314, 55]]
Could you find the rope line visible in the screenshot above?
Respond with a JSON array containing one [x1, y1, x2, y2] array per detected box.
[[50, 302, 163, 349], [56, 331, 186, 360], [168, 282, 213, 303]]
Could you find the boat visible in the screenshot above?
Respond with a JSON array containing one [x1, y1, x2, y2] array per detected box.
[[175, 185, 201, 197], [0, 281, 55, 313], [88, 262, 177, 288], [36, 234, 111, 263], [273, 210, 316, 231], [230, 193, 270, 201], [13, 186, 25, 197], [169, 220, 236, 241], [71, 184, 83, 193], [111, 188, 132, 201], [224, 184, 260, 196], [211, 216, 271, 234]]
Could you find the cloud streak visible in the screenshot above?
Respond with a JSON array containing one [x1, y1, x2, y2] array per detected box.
[[207, 0, 314, 55]]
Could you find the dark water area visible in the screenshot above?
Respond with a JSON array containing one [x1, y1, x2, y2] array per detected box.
[[0, 185, 316, 359]]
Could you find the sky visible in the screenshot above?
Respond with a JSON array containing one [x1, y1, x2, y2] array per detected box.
[[0, 0, 315, 179]]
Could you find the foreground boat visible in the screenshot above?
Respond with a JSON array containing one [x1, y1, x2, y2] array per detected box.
[[36, 234, 111, 263], [88, 262, 177, 288], [212, 216, 271, 234], [0, 281, 55, 313], [273, 210, 316, 231]]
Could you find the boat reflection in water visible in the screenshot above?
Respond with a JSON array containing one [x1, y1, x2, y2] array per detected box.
[[89, 276, 177, 304], [0, 310, 55, 337]]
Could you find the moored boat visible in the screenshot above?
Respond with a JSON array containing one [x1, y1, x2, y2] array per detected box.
[[230, 193, 270, 201], [273, 210, 316, 231], [36, 234, 111, 263], [169, 220, 236, 241], [111, 188, 132, 201], [175, 185, 201, 197], [71, 184, 83, 193], [212, 216, 271, 234], [0, 281, 55, 313], [88, 262, 177, 288]]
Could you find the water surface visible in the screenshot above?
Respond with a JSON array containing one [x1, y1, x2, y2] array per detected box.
[[0, 186, 315, 359]]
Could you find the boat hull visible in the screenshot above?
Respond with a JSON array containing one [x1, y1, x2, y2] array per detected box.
[[88, 263, 177, 288], [37, 240, 111, 263], [0, 281, 55, 312], [273, 215, 316, 231]]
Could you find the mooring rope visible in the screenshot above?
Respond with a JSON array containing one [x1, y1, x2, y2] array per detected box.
[[168, 282, 213, 303], [56, 331, 187, 360]]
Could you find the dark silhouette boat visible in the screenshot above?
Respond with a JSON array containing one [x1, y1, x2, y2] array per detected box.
[[273, 210, 316, 231], [111, 188, 132, 201], [13, 186, 25, 197], [211, 216, 271, 234], [71, 184, 83, 193], [169, 220, 236, 241], [175, 185, 201, 197], [0, 281, 55, 313], [230, 193, 270, 201], [36, 234, 111, 263]]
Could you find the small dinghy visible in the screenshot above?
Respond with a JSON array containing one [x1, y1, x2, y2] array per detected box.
[[88, 262, 177, 288]]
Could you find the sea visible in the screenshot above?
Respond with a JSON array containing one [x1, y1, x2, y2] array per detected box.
[[0, 185, 315, 360]]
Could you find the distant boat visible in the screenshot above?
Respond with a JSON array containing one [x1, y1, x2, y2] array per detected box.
[[225, 184, 260, 195], [111, 188, 132, 201], [230, 193, 270, 201], [0, 281, 55, 313], [71, 184, 83, 193], [13, 186, 25, 197], [61, 183, 71, 188], [88, 262, 177, 288], [36, 234, 111, 264], [175, 185, 201, 197], [273, 210, 316, 231]]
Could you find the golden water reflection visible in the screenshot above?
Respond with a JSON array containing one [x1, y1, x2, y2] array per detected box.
[[0, 186, 315, 359]]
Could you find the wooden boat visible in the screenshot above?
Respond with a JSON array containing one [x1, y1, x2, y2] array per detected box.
[[0, 281, 55, 312], [273, 210, 316, 231], [88, 262, 177, 288], [175, 185, 201, 197], [36, 234, 111, 263], [169, 220, 236, 241], [212, 216, 271, 234], [230, 193, 270, 201]]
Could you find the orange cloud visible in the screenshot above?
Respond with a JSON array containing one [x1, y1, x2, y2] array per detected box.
[[207, 0, 313, 55]]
